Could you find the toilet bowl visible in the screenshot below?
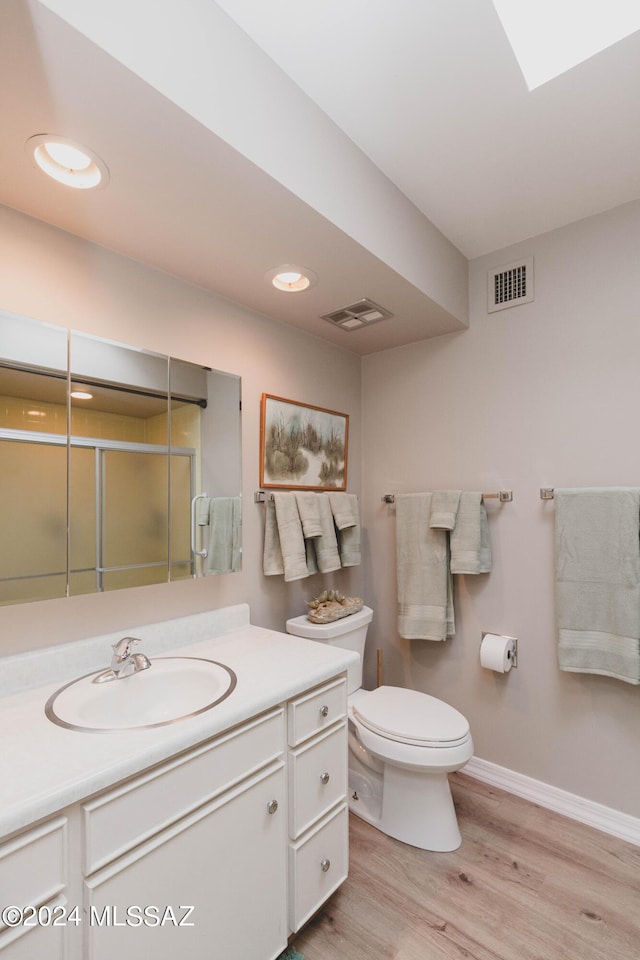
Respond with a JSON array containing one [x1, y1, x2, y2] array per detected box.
[[286, 605, 473, 852]]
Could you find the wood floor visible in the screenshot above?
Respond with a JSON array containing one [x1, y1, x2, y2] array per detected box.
[[291, 773, 640, 960]]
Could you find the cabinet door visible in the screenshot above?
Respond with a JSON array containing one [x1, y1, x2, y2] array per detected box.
[[0, 915, 65, 959], [84, 762, 287, 960]]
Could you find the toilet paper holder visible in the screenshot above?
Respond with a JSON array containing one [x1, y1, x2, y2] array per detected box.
[[481, 632, 518, 668]]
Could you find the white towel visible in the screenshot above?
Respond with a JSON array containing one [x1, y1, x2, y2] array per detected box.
[[207, 497, 241, 573], [328, 493, 361, 567], [450, 493, 491, 574], [555, 488, 640, 684], [396, 493, 453, 641]]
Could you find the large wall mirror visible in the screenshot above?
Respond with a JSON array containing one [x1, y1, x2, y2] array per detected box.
[[0, 311, 242, 606]]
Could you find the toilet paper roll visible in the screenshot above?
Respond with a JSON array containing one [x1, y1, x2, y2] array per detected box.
[[480, 633, 515, 673]]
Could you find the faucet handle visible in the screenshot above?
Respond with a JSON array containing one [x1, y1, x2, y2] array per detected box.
[[112, 636, 141, 659]]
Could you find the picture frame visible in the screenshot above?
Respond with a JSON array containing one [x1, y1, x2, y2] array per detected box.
[[260, 393, 349, 491]]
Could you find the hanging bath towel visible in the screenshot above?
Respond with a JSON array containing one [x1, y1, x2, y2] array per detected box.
[[327, 492, 361, 567], [449, 492, 491, 574], [555, 488, 640, 684], [395, 493, 453, 641]]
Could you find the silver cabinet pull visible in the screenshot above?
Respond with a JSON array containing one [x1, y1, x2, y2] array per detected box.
[[320, 771, 330, 785], [266, 799, 278, 815], [319, 704, 329, 717], [320, 858, 331, 872]]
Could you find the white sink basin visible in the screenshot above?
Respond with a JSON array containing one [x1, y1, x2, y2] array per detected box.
[[45, 657, 237, 732]]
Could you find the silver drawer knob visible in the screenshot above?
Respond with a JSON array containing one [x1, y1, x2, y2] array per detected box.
[[320, 771, 330, 785], [319, 704, 329, 717], [266, 799, 279, 815], [320, 858, 331, 873]]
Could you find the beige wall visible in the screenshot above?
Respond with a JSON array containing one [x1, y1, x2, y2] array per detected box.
[[0, 204, 363, 652], [4, 196, 639, 821], [362, 199, 640, 819]]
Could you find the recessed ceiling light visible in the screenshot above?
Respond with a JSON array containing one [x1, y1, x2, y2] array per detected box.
[[26, 135, 109, 189], [70, 387, 93, 400], [265, 265, 318, 293]]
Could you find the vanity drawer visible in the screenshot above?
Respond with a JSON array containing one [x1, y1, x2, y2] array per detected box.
[[83, 707, 284, 874], [287, 677, 347, 747], [0, 818, 66, 932], [288, 723, 347, 838], [288, 803, 348, 933]]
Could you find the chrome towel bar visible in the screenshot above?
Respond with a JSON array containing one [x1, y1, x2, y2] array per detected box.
[[381, 490, 513, 504]]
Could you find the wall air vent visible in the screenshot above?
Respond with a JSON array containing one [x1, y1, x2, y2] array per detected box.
[[488, 257, 534, 313], [321, 298, 393, 331]]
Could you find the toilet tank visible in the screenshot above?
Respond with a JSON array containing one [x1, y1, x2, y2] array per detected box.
[[286, 605, 373, 694]]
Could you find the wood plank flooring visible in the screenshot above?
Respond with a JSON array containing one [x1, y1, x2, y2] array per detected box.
[[291, 773, 640, 960]]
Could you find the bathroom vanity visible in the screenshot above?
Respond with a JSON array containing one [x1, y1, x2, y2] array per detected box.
[[0, 605, 357, 960]]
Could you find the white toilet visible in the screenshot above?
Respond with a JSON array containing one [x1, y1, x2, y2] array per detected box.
[[286, 605, 473, 852]]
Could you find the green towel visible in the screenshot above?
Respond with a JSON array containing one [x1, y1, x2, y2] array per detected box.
[[449, 492, 492, 574], [555, 488, 640, 684], [207, 496, 242, 573], [277, 948, 305, 960], [396, 493, 454, 641]]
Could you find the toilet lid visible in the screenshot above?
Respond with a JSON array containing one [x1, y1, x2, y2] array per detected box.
[[352, 685, 470, 747]]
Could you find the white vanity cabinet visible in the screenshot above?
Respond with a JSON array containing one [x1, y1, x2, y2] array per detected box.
[[83, 708, 287, 960], [286, 677, 349, 933], [0, 658, 352, 960]]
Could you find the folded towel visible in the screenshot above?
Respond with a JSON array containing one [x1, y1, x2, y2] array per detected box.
[[207, 497, 242, 573], [313, 494, 342, 574], [450, 493, 492, 574], [262, 499, 284, 576], [555, 488, 640, 684], [305, 537, 319, 575], [396, 493, 453, 641], [294, 492, 323, 539], [327, 492, 358, 530], [272, 493, 309, 581], [328, 493, 361, 567], [429, 490, 461, 530]]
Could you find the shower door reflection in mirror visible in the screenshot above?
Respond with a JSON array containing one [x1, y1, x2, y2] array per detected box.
[[69, 332, 175, 594], [1, 314, 242, 606]]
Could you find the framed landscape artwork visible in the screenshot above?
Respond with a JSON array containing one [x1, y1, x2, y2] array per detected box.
[[260, 394, 349, 491]]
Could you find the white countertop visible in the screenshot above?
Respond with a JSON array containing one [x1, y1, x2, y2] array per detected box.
[[0, 606, 358, 839]]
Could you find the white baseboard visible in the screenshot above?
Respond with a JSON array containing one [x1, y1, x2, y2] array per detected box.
[[463, 756, 640, 847]]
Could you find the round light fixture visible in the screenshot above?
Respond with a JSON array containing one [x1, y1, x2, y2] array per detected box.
[[26, 135, 109, 190], [265, 265, 317, 293], [70, 387, 93, 400]]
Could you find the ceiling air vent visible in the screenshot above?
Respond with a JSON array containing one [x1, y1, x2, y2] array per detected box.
[[488, 257, 534, 313], [321, 298, 393, 331]]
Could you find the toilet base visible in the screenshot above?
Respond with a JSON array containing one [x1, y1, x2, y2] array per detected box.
[[349, 765, 462, 852], [384, 764, 462, 851], [348, 728, 465, 852]]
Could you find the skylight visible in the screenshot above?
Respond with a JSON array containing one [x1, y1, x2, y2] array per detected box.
[[492, 0, 640, 90]]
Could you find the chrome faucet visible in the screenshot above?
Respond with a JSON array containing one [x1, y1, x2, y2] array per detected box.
[[92, 636, 152, 684]]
